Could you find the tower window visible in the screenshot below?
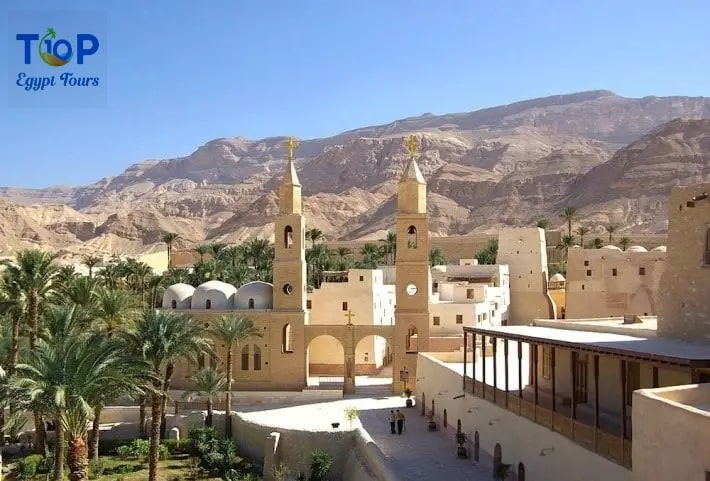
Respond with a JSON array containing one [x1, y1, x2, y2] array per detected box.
[[282, 324, 293, 353], [456, 314, 463, 324], [433, 316, 440, 326], [282, 284, 293, 295], [612, 268, 618, 276], [241, 345, 249, 370], [584, 260, 589, 266], [639, 267, 646, 276], [253, 345, 262, 371], [171, 299, 177, 309], [284, 225, 294, 249], [205, 299, 211, 310], [359, 275, 364, 281], [342, 301, 348, 311], [248, 298, 255, 309], [306, 300, 312, 309], [586, 270, 592, 276], [407, 225, 417, 248]]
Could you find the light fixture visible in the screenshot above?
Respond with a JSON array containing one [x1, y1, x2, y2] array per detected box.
[[488, 418, 500, 426], [539, 447, 555, 456], [453, 393, 465, 400], [467, 407, 480, 413]]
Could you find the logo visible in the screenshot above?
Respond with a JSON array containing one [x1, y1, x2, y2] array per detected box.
[[16, 28, 99, 66]]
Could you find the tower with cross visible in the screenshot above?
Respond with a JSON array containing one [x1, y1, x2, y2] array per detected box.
[[393, 133, 431, 393]]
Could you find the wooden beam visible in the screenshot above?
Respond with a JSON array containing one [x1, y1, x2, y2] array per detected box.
[[481, 335, 486, 399], [621, 359, 628, 439], [594, 355, 600, 429], [472, 332, 476, 394], [533, 343, 539, 406], [551, 347, 556, 413], [463, 331, 468, 391], [492, 337, 498, 402], [652, 366, 659, 388], [504, 338, 509, 407], [571, 351, 577, 421], [518, 340, 523, 398]]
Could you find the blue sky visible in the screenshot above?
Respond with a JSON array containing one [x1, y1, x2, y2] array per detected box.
[[1, 0, 709, 188]]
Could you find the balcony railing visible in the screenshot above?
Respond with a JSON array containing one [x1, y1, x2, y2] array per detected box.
[[463, 377, 631, 469]]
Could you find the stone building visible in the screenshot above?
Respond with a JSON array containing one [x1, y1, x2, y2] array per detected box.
[[565, 245, 666, 319]]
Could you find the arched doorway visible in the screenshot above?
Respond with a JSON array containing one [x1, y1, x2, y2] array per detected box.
[[431, 399, 435, 417], [306, 335, 345, 389], [443, 409, 448, 428], [421, 392, 426, 416], [493, 443, 502, 477], [354, 335, 393, 393], [457, 419, 461, 434], [473, 431, 480, 462], [518, 462, 525, 481]]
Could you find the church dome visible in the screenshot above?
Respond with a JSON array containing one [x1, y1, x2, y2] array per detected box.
[[193, 280, 236, 310], [651, 245, 667, 252], [235, 281, 274, 310], [162, 283, 195, 309], [550, 273, 566, 282], [602, 245, 622, 251], [627, 245, 648, 253]]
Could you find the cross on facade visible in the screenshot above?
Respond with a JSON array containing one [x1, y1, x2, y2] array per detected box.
[[345, 310, 355, 324], [284, 136, 299, 161], [405, 134, 419, 160]]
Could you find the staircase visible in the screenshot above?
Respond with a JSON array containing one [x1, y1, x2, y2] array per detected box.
[[351, 383, 394, 398]]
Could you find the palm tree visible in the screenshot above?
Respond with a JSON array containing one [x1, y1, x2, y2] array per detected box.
[[359, 243, 383, 269], [218, 245, 245, 267], [98, 262, 122, 289], [2, 249, 58, 454], [306, 244, 333, 288], [605, 225, 618, 244], [306, 228, 323, 247], [619, 237, 633, 251], [560, 207, 578, 235], [55, 276, 99, 310], [82, 255, 102, 278], [194, 244, 212, 263], [222, 264, 252, 288], [209, 315, 261, 438], [575, 226, 590, 248], [429, 248, 447, 266], [122, 310, 212, 481], [536, 218, 551, 230], [161, 232, 179, 268], [475, 240, 498, 265], [556, 235, 577, 260], [243, 238, 273, 271], [591, 237, 604, 249], [183, 368, 227, 427], [0, 275, 25, 375], [379, 232, 397, 265], [4, 334, 150, 481], [55, 264, 79, 286]]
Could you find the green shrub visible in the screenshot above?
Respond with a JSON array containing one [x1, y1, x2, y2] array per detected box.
[[88, 458, 107, 479], [162, 438, 189, 455], [116, 439, 150, 460], [14, 454, 43, 480], [36, 453, 54, 474], [308, 449, 333, 481]]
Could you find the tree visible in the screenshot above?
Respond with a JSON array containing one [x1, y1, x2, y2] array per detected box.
[[359, 243, 383, 269], [306, 244, 333, 288], [209, 242, 227, 258], [161, 232, 179, 268], [122, 310, 213, 481], [306, 228, 323, 247], [2, 249, 58, 454], [556, 235, 577, 260], [183, 368, 227, 427], [194, 244, 212, 263], [209, 315, 261, 438], [605, 225, 617, 244], [55, 264, 79, 287], [218, 245, 245, 268], [591, 237, 603, 249], [536, 218, 551, 230], [619, 237, 633, 251], [379, 232, 397, 265], [429, 248, 447, 266], [82, 255, 102, 278], [474, 240, 498, 265], [560, 207, 578, 235], [575, 226, 590, 248]]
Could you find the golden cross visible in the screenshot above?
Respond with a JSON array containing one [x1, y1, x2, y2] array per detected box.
[[405, 134, 419, 160], [284, 136, 299, 161], [345, 310, 355, 324]]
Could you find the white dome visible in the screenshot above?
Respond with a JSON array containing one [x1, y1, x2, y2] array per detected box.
[[602, 245, 622, 251], [550, 273, 566, 282], [651, 245, 667, 252], [162, 283, 195, 309], [235, 281, 274, 310], [627, 245, 648, 253], [193, 280, 236, 310]]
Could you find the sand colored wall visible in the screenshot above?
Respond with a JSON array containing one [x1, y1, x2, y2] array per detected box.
[[497, 228, 555, 324], [565, 247, 666, 319], [633, 384, 710, 481], [416, 353, 631, 481], [658, 182, 710, 341]]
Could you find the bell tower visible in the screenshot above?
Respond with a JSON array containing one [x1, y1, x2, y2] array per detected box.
[[273, 137, 307, 312], [393, 134, 431, 393]]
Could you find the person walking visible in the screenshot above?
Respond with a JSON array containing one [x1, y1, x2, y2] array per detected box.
[[389, 410, 396, 434], [396, 409, 405, 435]]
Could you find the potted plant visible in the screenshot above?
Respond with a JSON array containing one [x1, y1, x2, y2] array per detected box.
[[427, 412, 437, 431], [404, 388, 413, 408], [494, 463, 512, 480], [343, 406, 360, 427], [455, 432, 468, 458]]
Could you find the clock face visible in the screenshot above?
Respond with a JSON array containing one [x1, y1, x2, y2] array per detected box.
[[406, 283, 418, 296]]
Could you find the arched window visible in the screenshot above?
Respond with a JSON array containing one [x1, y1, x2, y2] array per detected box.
[[457, 419, 462, 434], [406, 326, 418, 353], [171, 299, 177, 309], [282, 324, 293, 353], [407, 225, 417, 248], [253, 345, 262, 371], [248, 298, 255, 309], [705, 228, 710, 265], [443, 409, 447, 427], [431, 399, 435, 416], [205, 299, 211, 309], [518, 463, 526, 481], [421, 392, 426, 416], [241, 345, 249, 370], [493, 443, 502, 477], [284, 225, 294, 249], [474, 431, 480, 462]]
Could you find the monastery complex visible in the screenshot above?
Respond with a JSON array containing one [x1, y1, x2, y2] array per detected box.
[[156, 139, 710, 481]]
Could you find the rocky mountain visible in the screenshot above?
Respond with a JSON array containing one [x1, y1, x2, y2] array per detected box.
[[2, 90, 710, 259]]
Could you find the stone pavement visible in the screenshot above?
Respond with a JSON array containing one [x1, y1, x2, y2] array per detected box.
[[358, 398, 493, 481]]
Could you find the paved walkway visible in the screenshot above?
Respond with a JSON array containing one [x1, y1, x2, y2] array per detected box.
[[358, 397, 493, 481]]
